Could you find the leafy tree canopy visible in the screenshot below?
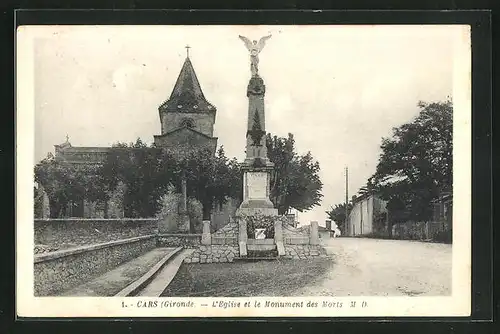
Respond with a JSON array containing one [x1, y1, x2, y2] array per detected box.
[[325, 202, 353, 234], [36, 133, 323, 219], [371, 99, 453, 222], [266, 133, 323, 215]]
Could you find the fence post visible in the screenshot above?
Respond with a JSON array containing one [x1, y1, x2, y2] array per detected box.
[[310, 221, 319, 245], [274, 219, 285, 256], [238, 217, 248, 256], [201, 220, 211, 245]]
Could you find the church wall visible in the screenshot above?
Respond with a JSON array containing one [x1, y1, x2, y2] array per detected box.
[[154, 133, 217, 155], [161, 112, 215, 137]]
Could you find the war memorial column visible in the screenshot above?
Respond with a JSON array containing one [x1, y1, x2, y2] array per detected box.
[[236, 34, 284, 256]]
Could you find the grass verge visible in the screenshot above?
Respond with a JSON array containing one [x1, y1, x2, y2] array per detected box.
[[161, 257, 333, 297]]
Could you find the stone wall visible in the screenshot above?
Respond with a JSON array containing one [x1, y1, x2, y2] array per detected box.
[[283, 244, 327, 259], [184, 245, 239, 263], [34, 235, 156, 296], [156, 234, 201, 248], [211, 221, 238, 245], [282, 224, 310, 245], [34, 219, 158, 250]]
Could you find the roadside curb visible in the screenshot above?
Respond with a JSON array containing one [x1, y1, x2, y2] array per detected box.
[[136, 249, 195, 297], [115, 247, 183, 297]]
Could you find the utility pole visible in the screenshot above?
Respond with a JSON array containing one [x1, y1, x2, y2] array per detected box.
[[345, 166, 349, 235]]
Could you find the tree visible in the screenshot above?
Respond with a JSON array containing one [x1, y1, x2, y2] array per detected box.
[[100, 140, 241, 220], [34, 153, 105, 218], [181, 146, 241, 220], [100, 138, 173, 218], [370, 99, 453, 223], [325, 202, 353, 234], [266, 133, 323, 215]]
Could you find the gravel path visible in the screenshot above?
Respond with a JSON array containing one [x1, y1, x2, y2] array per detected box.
[[297, 237, 452, 296]]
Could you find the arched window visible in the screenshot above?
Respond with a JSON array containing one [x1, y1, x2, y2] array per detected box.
[[180, 118, 195, 129]]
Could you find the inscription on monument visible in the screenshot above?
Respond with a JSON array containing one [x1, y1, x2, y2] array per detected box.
[[246, 172, 268, 199]]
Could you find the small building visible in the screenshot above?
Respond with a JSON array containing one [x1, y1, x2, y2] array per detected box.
[[346, 193, 387, 237]]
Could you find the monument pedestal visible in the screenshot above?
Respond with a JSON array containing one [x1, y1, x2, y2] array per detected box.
[[238, 164, 275, 210], [236, 163, 284, 256]]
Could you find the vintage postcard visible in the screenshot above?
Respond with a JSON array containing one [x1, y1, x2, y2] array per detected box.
[[16, 24, 471, 317]]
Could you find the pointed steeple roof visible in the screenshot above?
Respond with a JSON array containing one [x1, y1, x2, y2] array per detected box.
[[159, 56, 216, 114]]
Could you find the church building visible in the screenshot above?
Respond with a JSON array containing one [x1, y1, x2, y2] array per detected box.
[[54, 51, 217, 164], [45, 50, 219, 218]]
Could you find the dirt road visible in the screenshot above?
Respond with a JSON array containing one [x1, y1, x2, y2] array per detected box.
[[297, 237, 452, 296]]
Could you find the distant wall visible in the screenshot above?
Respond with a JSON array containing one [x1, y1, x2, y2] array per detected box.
[[34, 235, 156, 296], [34, 219, 158, 250], [392, 221, 448, 241]]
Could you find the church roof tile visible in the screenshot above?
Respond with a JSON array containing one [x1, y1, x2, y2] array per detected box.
[[159, 57, 216, 114]]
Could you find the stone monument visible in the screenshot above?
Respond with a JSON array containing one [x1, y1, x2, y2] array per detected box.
[[236, 34, 284, 257]]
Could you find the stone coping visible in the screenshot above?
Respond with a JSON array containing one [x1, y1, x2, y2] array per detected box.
[[34, 235, 156, 263], [35, 218, 159, 223], [247, 238, 275, 245]]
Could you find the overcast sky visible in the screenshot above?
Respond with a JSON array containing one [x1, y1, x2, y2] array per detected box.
[[31, 25, 459, 226]]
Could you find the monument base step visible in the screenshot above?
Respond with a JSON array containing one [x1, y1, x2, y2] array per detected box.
[[246, 249, 278, 258], [247, 244, 276, 252]]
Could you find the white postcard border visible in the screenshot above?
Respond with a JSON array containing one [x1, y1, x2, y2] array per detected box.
[[16, 25, 471, 318]]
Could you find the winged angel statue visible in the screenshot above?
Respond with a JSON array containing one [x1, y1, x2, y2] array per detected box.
[[238, 34, 272, 76]]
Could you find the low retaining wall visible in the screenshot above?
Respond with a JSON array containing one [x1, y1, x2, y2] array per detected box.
[[34, 218, 158, 250], [283, 244, 327, 259], [283, 224, 311, 245], [156, 234, 201, 248], [34, 235, 156, 296], [184, 245, 239, 263], [211, 221, 238, 245]]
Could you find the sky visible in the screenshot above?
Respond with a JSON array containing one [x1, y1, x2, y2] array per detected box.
[[31, 25, 458, 226]]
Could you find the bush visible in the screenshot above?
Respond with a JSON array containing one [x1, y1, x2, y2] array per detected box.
[[156, 191, 183, 233], [156, 187, 204, 233], [187, 198, 203, 233]]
